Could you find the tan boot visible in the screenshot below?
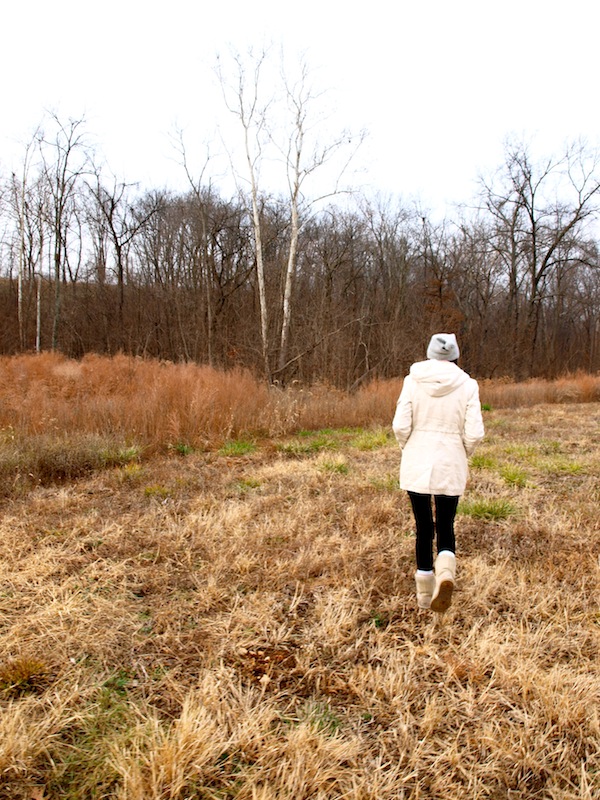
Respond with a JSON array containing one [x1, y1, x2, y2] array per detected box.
[[415, 571, 436, 609], [430, 551, 456, 613]]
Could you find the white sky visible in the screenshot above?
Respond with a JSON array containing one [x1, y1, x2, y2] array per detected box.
[[3, 0, 600, 217]]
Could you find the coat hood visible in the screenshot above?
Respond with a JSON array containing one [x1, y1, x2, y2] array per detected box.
[[409, 359, 470, 397]]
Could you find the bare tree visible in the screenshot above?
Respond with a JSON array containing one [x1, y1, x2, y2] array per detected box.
[[173, 131, 218, 365], [38, 114, 91, 350], [275, 56, 364, 380], [480, 138, 600, 377], [12, 131, 41, 349], [217, 47, 272, 380], [87, 170, 156, 349], [4, 131, 51, 353], [216, 46, 364, 383]]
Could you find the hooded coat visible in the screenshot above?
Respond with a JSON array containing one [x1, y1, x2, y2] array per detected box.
[[392, 359, 484, 496]]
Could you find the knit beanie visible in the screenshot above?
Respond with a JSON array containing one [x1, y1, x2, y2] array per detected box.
[[427, 333, 460, 361]]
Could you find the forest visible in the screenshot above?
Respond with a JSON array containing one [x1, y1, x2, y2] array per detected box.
[[1, 99, 599, 387]]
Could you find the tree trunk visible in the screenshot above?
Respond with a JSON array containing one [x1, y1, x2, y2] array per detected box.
[[278, 200, 299, 377]]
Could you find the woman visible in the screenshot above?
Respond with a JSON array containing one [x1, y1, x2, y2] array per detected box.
[[392, 333, 484, 612]]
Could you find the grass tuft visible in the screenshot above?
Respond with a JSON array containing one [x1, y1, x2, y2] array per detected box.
[[318, 456, 350, 474], [0, 657, 51, 698], [499, 464, 529, 487], [470, 453, 497, 469], [218, 439, 257, 457], [350, 428, 391, 451], [458, 497, 517, 520]]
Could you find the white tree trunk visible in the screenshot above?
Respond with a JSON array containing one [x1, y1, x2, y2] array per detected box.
[[278, 199, 299, 374]]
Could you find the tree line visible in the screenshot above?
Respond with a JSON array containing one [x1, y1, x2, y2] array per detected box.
[[0, 107, 599, 387]]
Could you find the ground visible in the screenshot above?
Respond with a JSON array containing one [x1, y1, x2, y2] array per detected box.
[[0, 405, 599, 799]]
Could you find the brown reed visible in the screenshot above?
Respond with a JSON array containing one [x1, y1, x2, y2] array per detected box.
[[2, 354, 598, 455]]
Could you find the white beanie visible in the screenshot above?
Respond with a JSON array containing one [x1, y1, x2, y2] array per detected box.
[[427, 333, 460, 361]]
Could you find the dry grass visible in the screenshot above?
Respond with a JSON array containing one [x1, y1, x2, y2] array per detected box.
[[479, 372, 600, 408], [0, 353, 400, 452], [0, 355, 599, 798], [2, 354, 600, 454]]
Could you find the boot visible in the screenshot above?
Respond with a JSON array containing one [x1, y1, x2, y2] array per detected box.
[[415, 571, 436, 609], [430, 551, 456, 613]]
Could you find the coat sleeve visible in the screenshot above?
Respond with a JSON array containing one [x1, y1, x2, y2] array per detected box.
[[463, 380, 485, 456], [392, 377, 413, 449]]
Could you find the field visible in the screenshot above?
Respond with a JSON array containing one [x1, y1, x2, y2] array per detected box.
[[0, 354, 599, 799]]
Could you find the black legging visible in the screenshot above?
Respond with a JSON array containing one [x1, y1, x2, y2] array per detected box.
[[407, 491, 459, 571]]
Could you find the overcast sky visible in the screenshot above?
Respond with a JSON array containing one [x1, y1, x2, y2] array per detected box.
[[3, 0, 599, 217]]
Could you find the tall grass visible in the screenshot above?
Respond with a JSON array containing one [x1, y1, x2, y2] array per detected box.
[[0, 353, 400, 450], [2, 354, 600, 454], [479, 371, 600, 407]]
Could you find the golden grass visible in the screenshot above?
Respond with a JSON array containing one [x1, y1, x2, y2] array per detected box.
[[0, 353, 401, 452], [0, 356, 600, 797], [479, 371, 600, 408]]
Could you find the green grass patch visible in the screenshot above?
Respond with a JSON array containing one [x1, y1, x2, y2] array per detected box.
[[470, 453, 497, 469], [170, 441, 194, 456], [541, 457, 584, 475], [499, 464, 528, 487], [485, 416, 508, 430], [102, 669, 134, 696], [458, 497, 517, 520], [218, 439, 257, 457], [370, 611, 390, 629], [351, 428, 392, 451], [279, 426, 391, 457], [231, 477, 262, 494], [100, 444, 141, 466], [296, 427, 359, 438], [318, 457, 349, 475], [277, 431, 339, 456]]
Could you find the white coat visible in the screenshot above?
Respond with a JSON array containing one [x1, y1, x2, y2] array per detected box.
[[392, 359, 484, 496]]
